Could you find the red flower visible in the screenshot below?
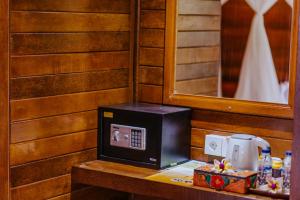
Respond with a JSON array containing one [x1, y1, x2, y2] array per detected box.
[[211, 175, 225, 189], [246, 177, 251, 187]]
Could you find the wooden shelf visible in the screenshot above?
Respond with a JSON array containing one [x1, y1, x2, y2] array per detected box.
[[71, 160, 274, 200]]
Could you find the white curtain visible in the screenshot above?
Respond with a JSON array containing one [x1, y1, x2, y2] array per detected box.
[[234, 0, 285, 103]]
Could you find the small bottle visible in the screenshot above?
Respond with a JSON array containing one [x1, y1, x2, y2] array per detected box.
[[272, 157, 283, 178], [260, 148, 272, 185], [257, 155, 263, 186], [283, 151, 292, 194], [272, 157, 283, 192]]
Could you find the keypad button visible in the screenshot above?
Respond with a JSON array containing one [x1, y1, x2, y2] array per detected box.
[[129, 129, 144, 149]]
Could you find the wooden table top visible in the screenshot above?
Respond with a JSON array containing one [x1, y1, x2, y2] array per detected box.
[[71, 160, 274, 200]]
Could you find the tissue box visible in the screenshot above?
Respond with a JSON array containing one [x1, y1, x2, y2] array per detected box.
[[193, 164, 257, 194]]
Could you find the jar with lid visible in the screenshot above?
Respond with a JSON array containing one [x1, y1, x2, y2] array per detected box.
[[272, 157, 283, 192], [272, 157, 283, 178]]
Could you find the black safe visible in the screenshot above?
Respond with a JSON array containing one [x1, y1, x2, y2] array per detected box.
[[98, 103, 191, 169]]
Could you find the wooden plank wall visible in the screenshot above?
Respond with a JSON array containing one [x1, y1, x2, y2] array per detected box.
[[9, 0, 133, 199], [137, 0, 293, 163], [175, 0, 221, 96], [138, 0, 166, 104], [221, 0, 292, 97]]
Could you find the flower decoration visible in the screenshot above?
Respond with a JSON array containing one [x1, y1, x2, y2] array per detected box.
[[211, 175, 225, 189], [213, 159, 234, 174], [267, 179, 281, 193]]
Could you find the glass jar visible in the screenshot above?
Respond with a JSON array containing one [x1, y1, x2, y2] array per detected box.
[[272, 157, 283, 178]]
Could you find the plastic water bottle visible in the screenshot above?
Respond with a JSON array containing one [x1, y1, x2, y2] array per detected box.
[[257, 155, 264, 186], [260, 148, 272, 185], [283, 151, 292, 194]]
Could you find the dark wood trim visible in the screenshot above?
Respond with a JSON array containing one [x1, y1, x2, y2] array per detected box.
[[129, 0, 137, 103], [291, 1, 300, 198], [133, 0, 141, 102], [0, 0, 10, 199]]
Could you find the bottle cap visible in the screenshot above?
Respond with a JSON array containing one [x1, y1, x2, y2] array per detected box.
[[262, 148, 271, 154], [285, 151, 292, 156], [272, 157, 283, 169], [263, 166, 272, 170]]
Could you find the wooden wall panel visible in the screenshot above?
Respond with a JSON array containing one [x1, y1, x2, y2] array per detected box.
[[137, 0, 294, 168], [11, 111, 97, 143], [11, 32, 129, 55], [11, 88, 129, 121], [140, 29, 165, 48], [175, 77, 218, 95], [11, 51, 129, 78], [141, 0, 166, 10], [9, 0, 133, 199], [11, 149, 96, 187], [140, 67, 163, 85], [11, 0, 130, 13], [11, 175, 71, 200], [0, 0, 9, 199], [177, 31, 220, 47], [190, 147, 208, 162], [139, 85, 163, 104], [178, 0, 221, 15], [176, 62, 219, 81], [140, 10, 165, 29], [140, 48, 164, 66], [176, 47, 220, 65], [177, 16, 221, 31], [11, 12, 130, 32], [138, 0, 165, 104], [175, 0, 221, 96], [11, 69, 129, 99], [10, 130, 97, 166]]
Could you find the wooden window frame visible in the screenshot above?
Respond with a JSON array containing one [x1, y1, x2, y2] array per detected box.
[[163, 0, 298, 119]]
